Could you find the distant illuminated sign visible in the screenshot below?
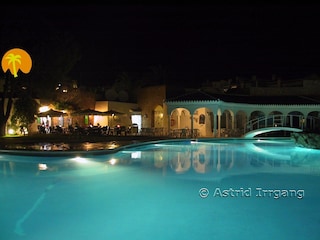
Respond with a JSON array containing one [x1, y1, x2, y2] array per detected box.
[[1, 48, 32, 77]]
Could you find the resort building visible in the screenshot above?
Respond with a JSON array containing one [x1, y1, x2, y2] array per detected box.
[[9, 77, 320, 138], [135, 80, 320, 138], [165, 89, 320, 138]]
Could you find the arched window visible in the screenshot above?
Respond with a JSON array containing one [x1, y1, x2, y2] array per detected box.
[[199, 114, 205, 124]]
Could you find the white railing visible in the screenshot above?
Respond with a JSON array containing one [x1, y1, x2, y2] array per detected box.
[[244, 114, 320, 134]]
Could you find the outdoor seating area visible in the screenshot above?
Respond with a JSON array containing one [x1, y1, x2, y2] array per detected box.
[[36, 124, 203, 139], [38, 124, 137, 137], [170, 128, 199, 138], [140, 128, 165, 136], [37, 125, 65, 134]]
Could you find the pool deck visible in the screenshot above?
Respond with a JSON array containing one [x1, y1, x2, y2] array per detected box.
[[0, 134, 179, 156], [0, 134, 294, 156], [0, 134, 172, 145]]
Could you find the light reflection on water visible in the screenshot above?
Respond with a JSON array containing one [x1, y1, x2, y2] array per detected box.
[[2, 141, 121, 151], [1, 139, 320, 181], [1, 139, 320, 240]]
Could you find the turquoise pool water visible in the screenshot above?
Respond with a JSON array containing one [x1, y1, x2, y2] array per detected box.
[[1, 138, 320, 240]]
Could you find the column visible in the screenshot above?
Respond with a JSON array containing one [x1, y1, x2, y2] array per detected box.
[[218, 113, 221, 138]]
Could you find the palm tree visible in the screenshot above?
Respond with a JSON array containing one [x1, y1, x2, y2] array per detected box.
[[5, 53, 21, 78]]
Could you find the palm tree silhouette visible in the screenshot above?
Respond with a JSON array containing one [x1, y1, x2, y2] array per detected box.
[[5, 53, 21, 78]]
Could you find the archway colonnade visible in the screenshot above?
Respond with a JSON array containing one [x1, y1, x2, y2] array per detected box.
[[164, 100, 320, 138]]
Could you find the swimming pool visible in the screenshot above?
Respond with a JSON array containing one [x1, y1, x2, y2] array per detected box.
[[1, 138, 320, 240]]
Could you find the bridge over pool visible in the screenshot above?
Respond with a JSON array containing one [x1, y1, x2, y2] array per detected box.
[[243, 127, 302, 138], [243, 114, 319, 138]]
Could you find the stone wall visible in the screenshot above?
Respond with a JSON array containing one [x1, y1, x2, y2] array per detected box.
[[291, 132, 320, 149]]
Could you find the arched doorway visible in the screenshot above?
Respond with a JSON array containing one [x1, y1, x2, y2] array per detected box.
[[287, 111, 304, 129], [193, 107, 213, 137], [306, 111, 320, 132]]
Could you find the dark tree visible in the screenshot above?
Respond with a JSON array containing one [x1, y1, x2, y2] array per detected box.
[[0, 74, 15, 136], [11, 93, 39, 133]]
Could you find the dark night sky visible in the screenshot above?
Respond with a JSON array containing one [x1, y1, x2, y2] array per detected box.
[[2, 3, 320, 87]]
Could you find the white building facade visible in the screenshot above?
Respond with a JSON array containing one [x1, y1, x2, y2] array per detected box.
[[165, 90, 320, 138]]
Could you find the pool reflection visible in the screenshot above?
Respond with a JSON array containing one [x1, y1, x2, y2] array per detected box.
[[1, 139, 320, 178], [113, 140, 320, 178]]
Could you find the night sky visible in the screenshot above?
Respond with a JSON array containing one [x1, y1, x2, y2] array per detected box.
[[2, 4, 320, 87]]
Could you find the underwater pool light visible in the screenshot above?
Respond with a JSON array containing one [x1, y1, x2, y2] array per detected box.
[[38, 163, 48, 171], [71, 156, 90, 164], [108, 158, 118, 165]]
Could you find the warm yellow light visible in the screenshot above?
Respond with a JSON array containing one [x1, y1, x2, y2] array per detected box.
[[107, 141, 119, 149], [39, 106, 50, 112], [8, 128, 15, 134], [83, 142, 93, 151]]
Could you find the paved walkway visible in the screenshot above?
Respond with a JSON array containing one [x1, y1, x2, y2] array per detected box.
[[0, 134, 175, 152]]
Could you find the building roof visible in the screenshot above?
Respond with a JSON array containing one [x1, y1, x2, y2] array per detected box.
[[217, 94, 320, 104], [166, 89, 219, 102], [165, 89, 320, 105]]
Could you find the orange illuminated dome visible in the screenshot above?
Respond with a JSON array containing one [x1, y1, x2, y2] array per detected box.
[[1, 48, 32, 77]]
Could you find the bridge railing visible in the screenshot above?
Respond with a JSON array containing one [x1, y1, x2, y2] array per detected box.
[[244, 114, 320, 134]]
